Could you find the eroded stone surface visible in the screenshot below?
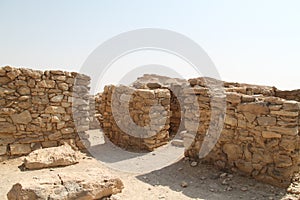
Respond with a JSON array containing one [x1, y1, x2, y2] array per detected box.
[[7, 171, 124, 200], [10, 144, 31, 156], [0, 66, 91, 157], [24, 144, 79, 170]]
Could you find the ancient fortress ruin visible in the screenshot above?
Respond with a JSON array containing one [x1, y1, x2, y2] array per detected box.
[[1, 66, 300, 188]]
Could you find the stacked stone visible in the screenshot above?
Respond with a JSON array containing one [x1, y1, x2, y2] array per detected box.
[[132, 74, 188, 136], [95, 93, 103, 127], [182, 86, 213, 156], [0, 66, 90, 160], [276, 89, 300, 102], [184, 78, 300, 187], [189, 77, 276, 96], [99, 85, 171, 151], [88, 95, 101, 130]]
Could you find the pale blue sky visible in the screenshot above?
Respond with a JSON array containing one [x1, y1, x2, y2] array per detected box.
[[0, 0, 299, 90]]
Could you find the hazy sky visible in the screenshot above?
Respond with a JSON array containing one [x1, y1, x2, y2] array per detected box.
[[0, 0, 300, 90]]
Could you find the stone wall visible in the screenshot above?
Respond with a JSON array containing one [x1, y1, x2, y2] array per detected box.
[[101, 75, 300, 187], [0, 66, 90, 160], [132, 74, 189, 136], [184, 78, 300, 187], [276, 89, 300, 102], [1, 68, 299, 187], [88, 95, 101, 130], [99, 85, 171, 151]]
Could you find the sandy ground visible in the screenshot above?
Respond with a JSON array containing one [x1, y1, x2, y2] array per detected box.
[[0, 156, 287, 200], [0, 130, 289, 200]]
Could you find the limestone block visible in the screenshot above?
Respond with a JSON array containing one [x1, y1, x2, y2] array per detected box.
[[261, 131, 281, 139], [17, 86, 30, 95], [61, 127, 74, 134], [269, 105, 282, 111], [41, 141, 58, 148], [237, 102, 269, 115], [51, 75, 66, 81], [37, 80, 56, 88], [274, 154, 293, 168], [0, 122, 16, 133], [241, 95, 256, 102], [45, 106, 66, 114], [11, 110, 32, 124], [270, 110, 298, 117], [57, 122, 65, 129], [15, 80, 27, 86], [7, 69, 21, 80], [243, 112, 256, 123], [146, 82, 161, 89], [279, 138, 296, 151], [7, 172, 123, 200], [50, 95, 64, 102], [0, 68, 5, 76], [10, 144, 31, 155], [48, 132, 62, 141], [138, 89, 155, 98], [282, 101, 300, 111], [23, 144, 79, 169], [21, 68, 42, 79], [27, 79, 35, 88], [0, 87, 15, 96], [58, 82, 69, 90], [0, 145, 7, 155], [226, 92, 241, 104], [267, 126, 298, 136], [235, 160, 253, 174], [252, 150, 273, 164], [0, 108, 16, 115], [0, 77, 11, 84], [222, 143, 242, 161], [224, 115, 237, 127], [257, 116, 276, 126]]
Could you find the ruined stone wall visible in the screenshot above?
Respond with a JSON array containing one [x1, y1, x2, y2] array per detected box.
[[88, 95, 101, 130], [0, 66, 90, 160], [2, 67, 299, 187], [276, 89, 300, 102], [97, 74, 300, 186], [184, 78, 300, 187], [99, 85, 171, 151], [133, 74, 189, 136]]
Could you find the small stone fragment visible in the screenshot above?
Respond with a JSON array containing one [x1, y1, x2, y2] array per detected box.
[[190, 161, 198, 167], [181, 181, 188, 188]]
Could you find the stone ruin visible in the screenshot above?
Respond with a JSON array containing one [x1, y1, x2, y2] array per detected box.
[[1, 66, 300, 188], [0, 66, 90, 159]]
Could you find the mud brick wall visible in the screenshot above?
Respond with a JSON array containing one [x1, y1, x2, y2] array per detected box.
[[0, 66, 90, 160], [99, 85, 171, 151], [184, 79, 300, 187]]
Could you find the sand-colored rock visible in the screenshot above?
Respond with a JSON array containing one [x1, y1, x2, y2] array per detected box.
[[23, 144, 79, 170], [7, 172, 123, 200], [10, 110, 32, 124], [10, 144, 31, 156]]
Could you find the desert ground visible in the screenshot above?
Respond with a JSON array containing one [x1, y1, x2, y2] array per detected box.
[[0, 130, 295, 200]]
